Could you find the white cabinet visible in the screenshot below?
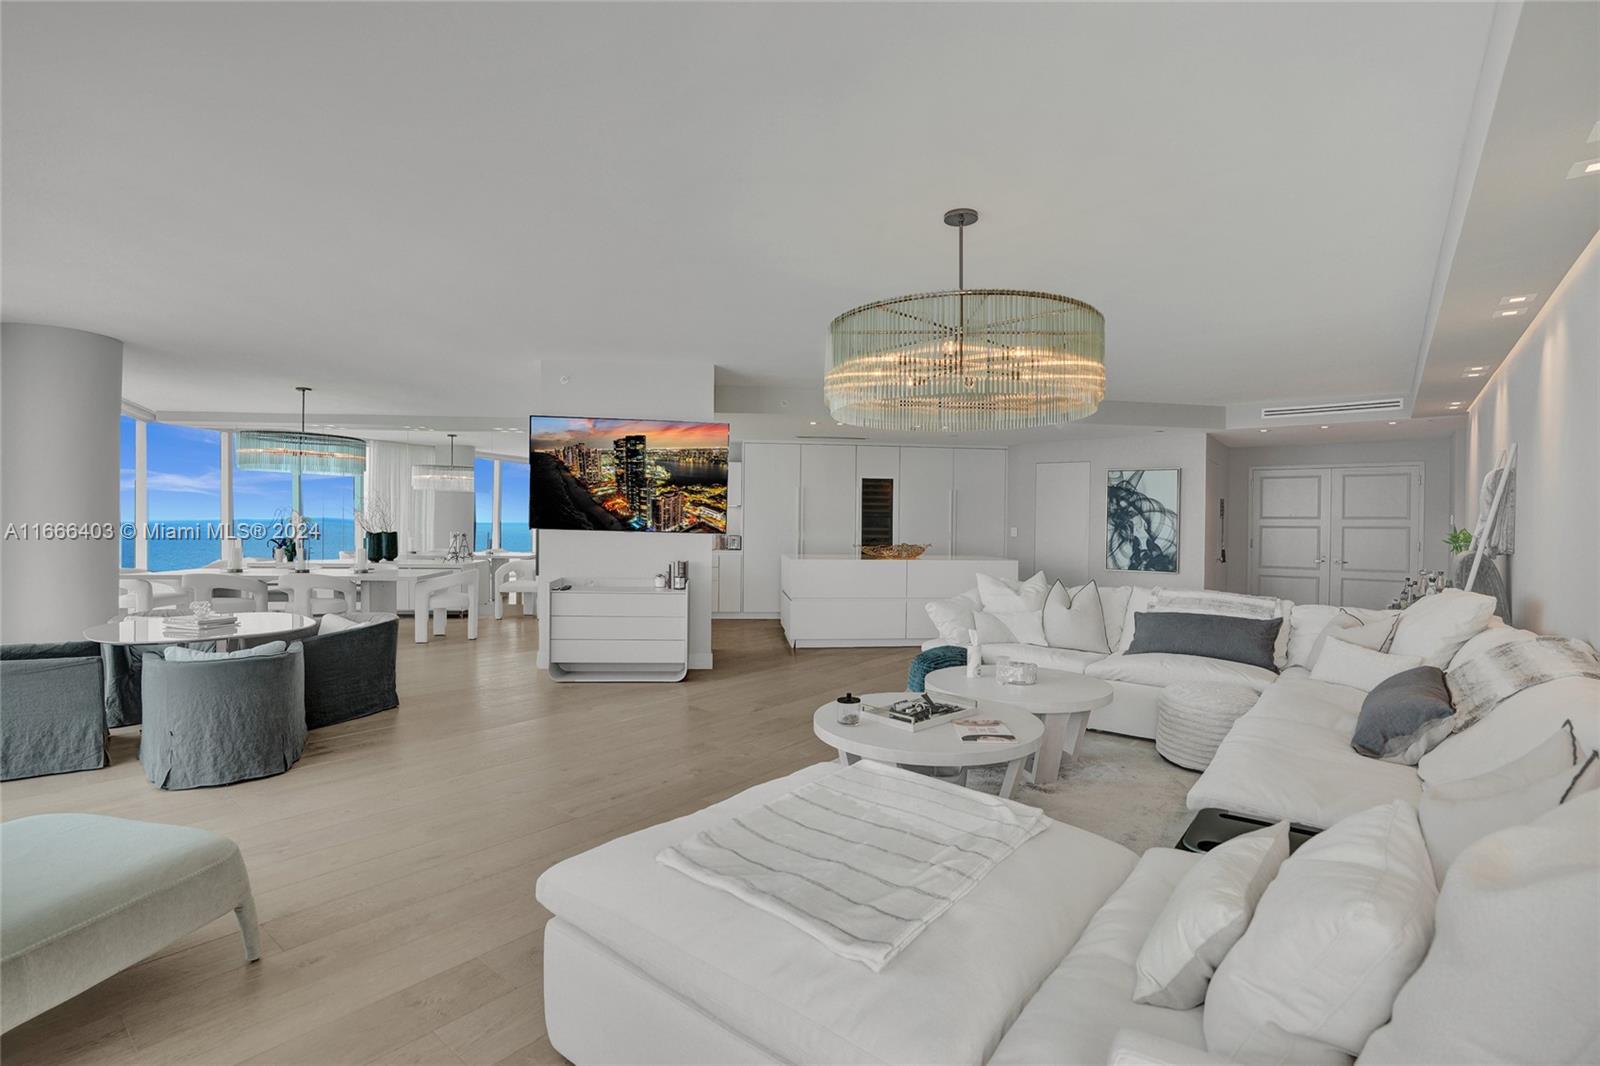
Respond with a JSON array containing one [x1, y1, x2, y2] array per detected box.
[[953, 449, 1007, 557], [546, 578, 689, 682], [713, 550, 743, 614], [781, 555, 1019, 648], [799, 444, 857, 555], [898, 447, 954, 554], [740, 443, 799, 614]]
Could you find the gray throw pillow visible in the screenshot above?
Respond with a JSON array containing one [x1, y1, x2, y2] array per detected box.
[[1125, 612, 1282, 672], [1351, 666, 1455, 764]]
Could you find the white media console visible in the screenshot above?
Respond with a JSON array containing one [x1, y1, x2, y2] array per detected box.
[[779, 555, 1019, 648], [545, 576, 690, 682]]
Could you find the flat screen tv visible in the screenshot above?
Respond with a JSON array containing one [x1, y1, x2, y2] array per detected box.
[[529, 416, 730, 533]]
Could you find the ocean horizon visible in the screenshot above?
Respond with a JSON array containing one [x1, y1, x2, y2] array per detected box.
[[125, 517, 532, 570]]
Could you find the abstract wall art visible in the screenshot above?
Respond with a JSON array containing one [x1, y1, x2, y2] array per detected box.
[[1106, 468, 1180, 572]]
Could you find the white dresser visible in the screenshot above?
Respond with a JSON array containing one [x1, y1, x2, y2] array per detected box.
[[545, 577, 689, 682], [779, 555, 1018, 648]]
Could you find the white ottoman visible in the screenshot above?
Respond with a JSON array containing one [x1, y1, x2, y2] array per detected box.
[[1156, 683, 1259, 771], [0, 814, 260, 1031]]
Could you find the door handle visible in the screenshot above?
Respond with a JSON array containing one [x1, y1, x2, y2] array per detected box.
[[1314, 556, 1326, 564]]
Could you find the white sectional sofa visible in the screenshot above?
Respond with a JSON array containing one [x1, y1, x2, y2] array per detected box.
[[538, 764, 1599, 1065], [1190, 621, 1600, 828]]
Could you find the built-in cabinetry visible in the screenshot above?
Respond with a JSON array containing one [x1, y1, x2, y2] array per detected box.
[[545, 577, 689, 682], [737, 442, 1009, 616], [780, 555, 1019, 647]]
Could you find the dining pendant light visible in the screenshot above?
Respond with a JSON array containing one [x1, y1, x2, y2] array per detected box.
[[411, 433, 473, 492], [824, 209, 1106, 432], [236, 387, 367, 475]]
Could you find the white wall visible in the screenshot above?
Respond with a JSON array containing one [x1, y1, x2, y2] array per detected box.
[[1, 324, 124, 642], [534, 358, 718, 670], [1462, 231, 1599, 645], [1007, 431, 1211, 589], [1222, 435, 1457, 594]]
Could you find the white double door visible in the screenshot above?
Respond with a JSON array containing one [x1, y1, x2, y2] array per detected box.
[[1249, 464, 1422, 609]]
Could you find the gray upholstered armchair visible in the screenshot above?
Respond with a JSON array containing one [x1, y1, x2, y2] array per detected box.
[[140, 643, 306, 789], [300, 613, 400, 729], [0, 642, 109, 780]]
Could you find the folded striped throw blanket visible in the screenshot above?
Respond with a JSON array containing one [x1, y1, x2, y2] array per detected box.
[[658, 761, 1047, 970], [1446, 636, 1600, 730]]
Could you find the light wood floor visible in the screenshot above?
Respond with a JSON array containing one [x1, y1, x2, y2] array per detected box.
[[0, 617, 922, 1066]]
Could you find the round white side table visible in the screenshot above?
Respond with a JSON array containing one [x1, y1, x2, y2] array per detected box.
[[924, 666, 1114, 785]]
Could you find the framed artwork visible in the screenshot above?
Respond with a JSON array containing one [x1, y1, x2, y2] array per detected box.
[[1107, 469, 1180, 572]]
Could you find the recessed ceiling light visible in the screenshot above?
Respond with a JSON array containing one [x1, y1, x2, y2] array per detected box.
[[809, 421, 817, 426], [1466, 365, 1487, 371], [1495, 308, 1527, 318], [1388, 421, 1397, 425], [1320, 425, 1330, 430], [1567, 159, 1600, 179], [1499, 294, 1537, 307], [1449, 402, 1463, 408], [1465, 372, 1483, 378], [1258, 428, 1269, 433]]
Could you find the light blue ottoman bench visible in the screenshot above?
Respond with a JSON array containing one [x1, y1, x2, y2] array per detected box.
[[0, 814, 260, 1031]]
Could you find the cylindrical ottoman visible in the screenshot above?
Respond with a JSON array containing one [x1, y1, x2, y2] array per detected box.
[[1156, 683, 1259, 770]]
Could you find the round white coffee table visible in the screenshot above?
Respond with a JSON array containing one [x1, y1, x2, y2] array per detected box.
[[84, 611, 318, 650], [924, 666, 1114, 786], [812, 694, 1043, 799]]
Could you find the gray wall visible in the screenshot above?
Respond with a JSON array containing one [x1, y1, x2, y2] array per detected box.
[[1461, 232, 1598, 645], [1222, 435, 1456, 594], [1007, 430, 1211, 589]]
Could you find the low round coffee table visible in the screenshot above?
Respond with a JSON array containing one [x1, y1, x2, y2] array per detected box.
[[84, 611, 318, 650], [812, 694, 1044, 799], [925, 666, 1114, 786]]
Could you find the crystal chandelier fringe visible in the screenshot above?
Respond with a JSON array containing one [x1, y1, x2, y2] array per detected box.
[[825, 288, 1106, 432]]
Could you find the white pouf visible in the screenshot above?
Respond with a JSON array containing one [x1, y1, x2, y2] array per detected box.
[[1156, 684, 1259, 770], [0, 814, 260, 1032]]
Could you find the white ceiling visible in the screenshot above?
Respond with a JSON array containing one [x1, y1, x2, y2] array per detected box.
[[2, 1, 1508, 423]]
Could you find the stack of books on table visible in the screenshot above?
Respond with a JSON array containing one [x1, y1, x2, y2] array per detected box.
[[163, 613, 239, 635], [860, 694, 976, 733]]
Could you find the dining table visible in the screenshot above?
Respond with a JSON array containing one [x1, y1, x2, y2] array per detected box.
[[156, 562, 454, 615]]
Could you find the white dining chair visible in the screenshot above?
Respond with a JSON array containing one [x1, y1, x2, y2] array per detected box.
[[179, 574, 270, 612], [118, 569, 189, 614], [273, 573, 358, 617], [492, 559, 539, 619], [412, 569, 480, 644]]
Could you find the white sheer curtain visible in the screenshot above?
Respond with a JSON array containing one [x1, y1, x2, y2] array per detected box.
[[365, 441, 437, 553]]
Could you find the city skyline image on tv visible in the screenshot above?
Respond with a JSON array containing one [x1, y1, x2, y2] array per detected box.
[[529, 416, 729, 533]]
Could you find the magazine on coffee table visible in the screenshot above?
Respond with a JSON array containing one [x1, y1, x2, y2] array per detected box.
[[955, 718, 1019, 743], [859, 694, 977, 733]]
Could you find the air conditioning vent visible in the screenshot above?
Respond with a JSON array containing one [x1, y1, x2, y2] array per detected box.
[[796, 434, 869, 441], [1261, 398, 1405, 420]]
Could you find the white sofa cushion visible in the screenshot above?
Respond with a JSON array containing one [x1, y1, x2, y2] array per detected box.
[[1308, 638, 1422, 692], [1186, 678, 1421, 829], [975, 608, 1048, 647], [978, 643, 1103, 674], [988, 849, 1208, 1066], [924, 590, 980, 646], [1088, 653, 1278, 692], [1358, 792, 1600, 1065], [1286, 605, 1397, 669], [1043, 580, 1110, 654], [1084, 584, 1134, 652], [1388, 589, 1496, 669], [536, 763, 1138, 1066], [1417, 722, 1590, 880], [1132, 821, 1290, 1009], [1204, 801, 1436, 1065]]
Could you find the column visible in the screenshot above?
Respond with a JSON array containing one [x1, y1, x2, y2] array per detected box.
[[1, 324, 125, 642]]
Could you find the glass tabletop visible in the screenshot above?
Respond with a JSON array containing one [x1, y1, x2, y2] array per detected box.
[[84, 611, 318, 646]]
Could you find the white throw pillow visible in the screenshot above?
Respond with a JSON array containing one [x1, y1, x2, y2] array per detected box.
[[1416, 721, 1588, 881], [1132, 821, 1291, 1009], [925, 590, 981, 646], [317, 612, 364, 634], [1204, 801, 1437, 1064], [975, 570, 1048, 613], [1389, 589, 1496, 670], [1083, 584, 1133, 651], [1285, 605, 1395, 668], [1042, 581, 1110, 654], [1358, 792, 1600, 1065], [974, 608, 1047, 647], [1308, 637, 1423, 692]]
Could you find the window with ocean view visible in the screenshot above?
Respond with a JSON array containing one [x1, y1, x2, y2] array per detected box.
[[119, 415, 136, 568], [500, 459, 531, 552], [145, 423, 221, 571], [476, 457, 494, 550]]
